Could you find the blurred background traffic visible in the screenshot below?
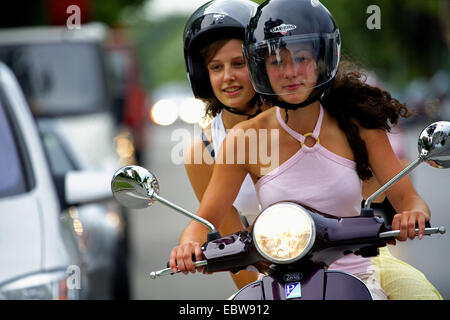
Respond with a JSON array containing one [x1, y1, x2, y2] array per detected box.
[[0, 0, 448, 300]]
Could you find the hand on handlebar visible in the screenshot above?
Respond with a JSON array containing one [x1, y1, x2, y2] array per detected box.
[[391, 210, 429, 242], [169, 241, 205, 275]]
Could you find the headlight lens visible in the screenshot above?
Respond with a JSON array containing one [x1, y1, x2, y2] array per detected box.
[[0, 271, 79, 300], [253, 202, 315, 264]]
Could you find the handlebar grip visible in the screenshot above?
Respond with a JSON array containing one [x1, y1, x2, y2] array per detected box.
[[151, 260, 208, 279], [166, 254, 197, 268], [384, 221, 432, 232], [379, 226, 446, 239]]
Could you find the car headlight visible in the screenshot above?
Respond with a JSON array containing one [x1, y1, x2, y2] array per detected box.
[[0, 271, 79, 300], [253, 202, 316, 264]]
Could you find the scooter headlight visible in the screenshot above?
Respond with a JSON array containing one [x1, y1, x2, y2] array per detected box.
[[253, 202, 316, 264]]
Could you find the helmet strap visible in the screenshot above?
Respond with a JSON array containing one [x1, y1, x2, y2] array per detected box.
[[221, 94, 263, 119]]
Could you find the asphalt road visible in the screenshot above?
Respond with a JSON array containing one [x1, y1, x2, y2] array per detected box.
[[128, 119, 450, 300]]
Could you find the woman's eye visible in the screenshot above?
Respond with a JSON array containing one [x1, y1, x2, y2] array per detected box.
[[209, 64, 222, 71], [269, 59, 282, 66]]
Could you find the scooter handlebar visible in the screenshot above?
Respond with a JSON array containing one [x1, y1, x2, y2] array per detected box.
[[150, 226, 446, 279], [379, 226, 446, 239], [149, 260, 208, 279]]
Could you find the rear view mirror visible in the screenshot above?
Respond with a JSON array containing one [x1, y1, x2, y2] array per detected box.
[[418, 121, 450, 169], [111, 165, 220, 239], [364, 121, 450, 211], [110, 166, 159, 209]]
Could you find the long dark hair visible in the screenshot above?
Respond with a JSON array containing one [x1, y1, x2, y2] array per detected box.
[[322, 60, 410, 180]]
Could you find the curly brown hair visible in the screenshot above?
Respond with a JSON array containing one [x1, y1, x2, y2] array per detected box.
[[321, 61, 411, 180]]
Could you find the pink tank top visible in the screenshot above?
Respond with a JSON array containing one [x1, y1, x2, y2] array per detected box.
[[254, 105, 371, 275]]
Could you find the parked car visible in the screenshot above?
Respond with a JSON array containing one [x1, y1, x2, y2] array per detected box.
[[0, 23, 131, 299], [38, 120, 130, 299], [0, 62, 87, 299]]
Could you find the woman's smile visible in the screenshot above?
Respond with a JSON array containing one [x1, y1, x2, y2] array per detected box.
[[222, 85, 243, 96]]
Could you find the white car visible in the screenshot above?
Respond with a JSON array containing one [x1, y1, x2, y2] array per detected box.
[[0, 24, 131, 299], [0, 62, 114, 299]]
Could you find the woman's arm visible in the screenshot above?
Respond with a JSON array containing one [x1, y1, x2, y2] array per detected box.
[[361, 128, 430, 241], [183, 131, 248, 238], [170, 126, 250, 273]]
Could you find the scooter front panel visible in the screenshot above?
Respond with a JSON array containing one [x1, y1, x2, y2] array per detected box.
[[233, 269, 326, 300], [324, 270, 373, 300], [232, 281, 265, 300]]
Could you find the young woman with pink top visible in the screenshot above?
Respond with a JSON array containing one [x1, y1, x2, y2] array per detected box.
[[172, 0, 441, 299]]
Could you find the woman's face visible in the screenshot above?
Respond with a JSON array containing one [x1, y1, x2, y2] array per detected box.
[[265, 44, 318, 104], [207, 39, 255, 110]]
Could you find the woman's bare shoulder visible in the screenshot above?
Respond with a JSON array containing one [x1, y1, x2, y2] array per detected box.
[[230, 107, 276, 131], [183, 123, 214, 166], [358, 125, 388, 145]]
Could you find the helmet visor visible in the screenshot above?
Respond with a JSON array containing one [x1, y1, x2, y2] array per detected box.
[[244, 33, 340, 99]]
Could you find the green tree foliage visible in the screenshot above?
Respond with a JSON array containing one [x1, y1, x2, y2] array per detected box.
[[92, 0, 147, 26], [130, 15, 188, 90], [320, 0, 448, 89]]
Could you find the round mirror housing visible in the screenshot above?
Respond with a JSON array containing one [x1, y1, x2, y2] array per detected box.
[[418, 121, 450, 169], [111, 165, 160, 209]]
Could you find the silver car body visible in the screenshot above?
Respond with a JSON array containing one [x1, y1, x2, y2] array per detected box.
[[0, 62, 82, 299], [0, 23, 130, 299]]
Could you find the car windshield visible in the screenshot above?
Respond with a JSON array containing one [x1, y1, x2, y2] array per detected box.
[[0, 43, 108, 116], [0, 97, 27, 197]]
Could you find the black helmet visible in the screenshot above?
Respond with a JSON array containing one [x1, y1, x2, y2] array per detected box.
[[183, 0, 257, 99], [243, 0, 341, 110]]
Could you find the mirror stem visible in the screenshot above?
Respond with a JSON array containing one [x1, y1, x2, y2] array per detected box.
[[364, 157, 423, 209], [153, 194, 217, 232]]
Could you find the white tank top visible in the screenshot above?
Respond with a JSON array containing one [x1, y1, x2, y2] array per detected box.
[[210, 111, 261, 224]]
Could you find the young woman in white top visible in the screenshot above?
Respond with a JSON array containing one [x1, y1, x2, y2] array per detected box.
[[181, 0, 270, 289]]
